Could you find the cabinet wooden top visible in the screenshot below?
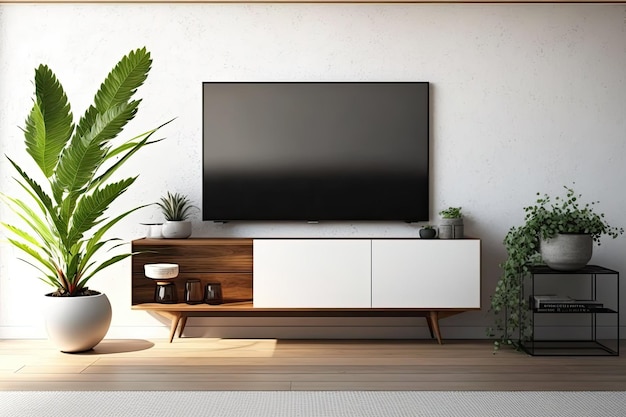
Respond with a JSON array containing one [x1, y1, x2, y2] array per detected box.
[[132, 238, 253, 246], [132, 237, 480, 245]]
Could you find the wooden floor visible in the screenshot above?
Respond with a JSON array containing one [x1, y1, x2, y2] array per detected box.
[[1, 338, 625, 391]]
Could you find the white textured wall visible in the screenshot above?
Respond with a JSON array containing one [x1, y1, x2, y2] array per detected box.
[[1, 4, 626, 340]]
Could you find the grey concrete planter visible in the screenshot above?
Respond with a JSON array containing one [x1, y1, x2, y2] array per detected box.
[[438, 218, 464, 239], [540, 233, 593, 271]]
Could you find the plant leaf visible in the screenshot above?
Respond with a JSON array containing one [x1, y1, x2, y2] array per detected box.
[[55, 102, 139, 195], [94, 47, 151, 112], [5, 157, 68, 242], [90, 118, 174, 191], [79, 253, 132, 288], [23, 65, 74, 178], [5, 237, 58, 276], [67, 177, 136, 248]]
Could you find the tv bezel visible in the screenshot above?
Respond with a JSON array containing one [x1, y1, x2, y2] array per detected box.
[[202, 81, 430, 222]]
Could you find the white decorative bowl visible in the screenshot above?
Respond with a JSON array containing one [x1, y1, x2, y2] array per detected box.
[[144, 263, 179, 279]]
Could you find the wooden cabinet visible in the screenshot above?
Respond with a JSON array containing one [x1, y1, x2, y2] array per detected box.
[[131, 237, 481, 343]]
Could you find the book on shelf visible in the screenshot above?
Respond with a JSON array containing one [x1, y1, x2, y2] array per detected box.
[[532, 295, 603, 309], [535, 305, 606, 313]]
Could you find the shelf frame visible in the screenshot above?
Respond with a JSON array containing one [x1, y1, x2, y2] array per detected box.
[[518, 264, 619, 357]]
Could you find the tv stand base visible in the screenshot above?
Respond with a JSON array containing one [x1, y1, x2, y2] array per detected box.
[[132, 303, 461, 344]]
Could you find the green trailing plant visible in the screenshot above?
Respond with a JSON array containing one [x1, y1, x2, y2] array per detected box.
[[157, 192, 196, 221], [488, 186, 623, 351], [0, 47, 171, 297], [421, 225, 434, 230], [439, 207, 462, 219]]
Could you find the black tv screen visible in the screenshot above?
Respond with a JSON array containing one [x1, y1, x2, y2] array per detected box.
[[202, 82, 429, 222]]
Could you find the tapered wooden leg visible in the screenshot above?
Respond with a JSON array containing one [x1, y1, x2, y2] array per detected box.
[[425, 315, 435, 339], [151, 311, 184, 343], [427, 311, 443, 345], [178, 316, 188, 338], [168, 313, 182, 343]]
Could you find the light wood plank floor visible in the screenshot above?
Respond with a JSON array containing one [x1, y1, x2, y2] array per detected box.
[[1, 338, 625, 391]]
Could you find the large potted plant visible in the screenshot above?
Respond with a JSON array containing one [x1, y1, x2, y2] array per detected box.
[[488, 186, 622, 350], [0, 47, 169, 352]]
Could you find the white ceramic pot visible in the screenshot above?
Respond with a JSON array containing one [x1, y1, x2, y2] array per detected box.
[[144, 223, 163, 238], [161, 220, 192, 239], [540, 233, 593, 271], [43, 292, 112, 353]]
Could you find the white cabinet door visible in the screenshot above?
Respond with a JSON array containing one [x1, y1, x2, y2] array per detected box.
[[371, 239, 481, 309], [253, 239, 372, 308]]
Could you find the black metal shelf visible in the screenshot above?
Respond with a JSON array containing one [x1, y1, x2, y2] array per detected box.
[[520, 340, 618, 356], [518, 264, 619, 356], [527, 264, 619, 275]]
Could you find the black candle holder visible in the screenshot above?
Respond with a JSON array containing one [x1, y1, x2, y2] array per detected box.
[[154, 282, 178, 304], [204, 283, 223, 305]]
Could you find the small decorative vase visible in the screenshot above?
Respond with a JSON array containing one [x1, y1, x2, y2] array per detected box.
[[43, 292, 112, 353], [161, 220, 192, 239], [185, 279, 204, 305], [141, 223, 163, 238], [540, 233, 593, 271], [438, 218, 464, 239], [419, 228, 437, 239], [204, 283, 223, 305]]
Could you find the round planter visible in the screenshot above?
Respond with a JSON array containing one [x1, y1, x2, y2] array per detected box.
[[540, 233, 593, 271], [419, 228, 437, 239], [161, 220, 192, 239], [438, 218, 464, 239], [43, 292, 112, 353]]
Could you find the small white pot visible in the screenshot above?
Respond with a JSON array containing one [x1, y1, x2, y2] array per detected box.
[[43, 292, 112, 353], [161, 220, 192, 239]]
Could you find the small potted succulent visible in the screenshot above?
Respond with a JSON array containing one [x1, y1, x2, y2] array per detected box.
[[438, 206, 463, 239], [419, 225, 437, 239], [157, 192, 197, 239]]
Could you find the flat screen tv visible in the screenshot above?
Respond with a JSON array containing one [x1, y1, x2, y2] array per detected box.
[[202, 82, 429, 222]]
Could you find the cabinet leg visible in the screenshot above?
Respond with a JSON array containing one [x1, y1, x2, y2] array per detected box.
[[427, 311, 443, 345], [168, 313, 182, 343], [425, 315, 434, 338], [178, 316, 188, 338]]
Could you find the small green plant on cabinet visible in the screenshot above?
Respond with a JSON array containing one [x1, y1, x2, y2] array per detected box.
[[439, 207, 462, 219], [488, 185, 623, 351], [157, 192, 196, 221], [422, 225, 434, 229]]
